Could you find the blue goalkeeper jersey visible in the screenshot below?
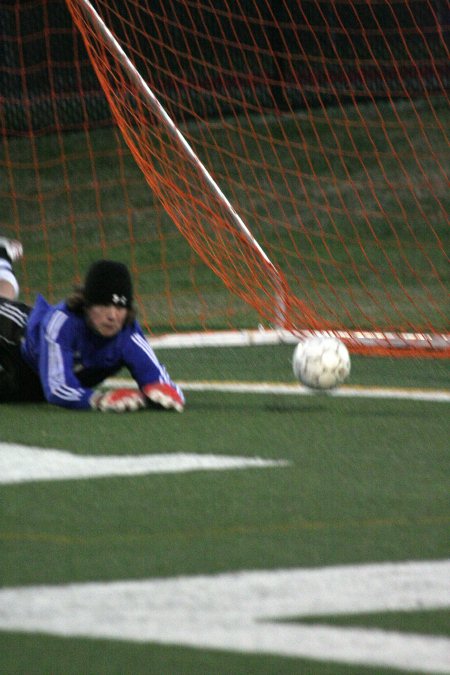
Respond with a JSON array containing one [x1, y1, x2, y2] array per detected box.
[[21, 294, 184, 410]]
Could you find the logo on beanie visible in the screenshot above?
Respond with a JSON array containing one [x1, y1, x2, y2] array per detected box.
[[84, 260, 133, 308], [112, 294, 127, 306]]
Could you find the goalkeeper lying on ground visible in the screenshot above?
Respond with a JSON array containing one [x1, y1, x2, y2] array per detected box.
[[0, 237, 184, 412]]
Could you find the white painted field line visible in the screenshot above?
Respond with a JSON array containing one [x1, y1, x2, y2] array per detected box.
[[0, 443, 288, 484], [0, 560, 449, 672], [106, 378, 450, 403]]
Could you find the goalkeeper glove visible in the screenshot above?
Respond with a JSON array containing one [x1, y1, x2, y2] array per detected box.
[[90, 388, 146, 412], [142, 383, 184, 412]]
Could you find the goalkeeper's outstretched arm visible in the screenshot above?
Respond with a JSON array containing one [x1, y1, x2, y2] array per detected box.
[[0, 245, 184, 411]]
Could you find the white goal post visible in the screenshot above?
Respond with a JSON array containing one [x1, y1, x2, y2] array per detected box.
[[72, 0, 287, 329], [67, 0, 449, 356]]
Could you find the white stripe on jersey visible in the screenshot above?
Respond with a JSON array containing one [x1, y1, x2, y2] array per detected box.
[[45, 311, 83, 401], [46, 309, 67, 342], [130, 333, 159, 365], [130, 332, 157, 358], [0, 302, 28, 327], [131, 332, 171, 384]]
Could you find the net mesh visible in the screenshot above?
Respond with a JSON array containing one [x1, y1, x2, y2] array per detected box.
[[1, 0, 449, 353]]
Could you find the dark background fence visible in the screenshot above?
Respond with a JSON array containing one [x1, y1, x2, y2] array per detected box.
[[1, 0, 448, 134]]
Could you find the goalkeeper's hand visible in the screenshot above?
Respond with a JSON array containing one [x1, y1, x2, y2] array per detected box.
[[90, 388, 146, 412], [142, 383, 185, 412]]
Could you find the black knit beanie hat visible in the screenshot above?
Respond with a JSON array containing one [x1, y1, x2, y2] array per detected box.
[[84, 260, 133, 308]]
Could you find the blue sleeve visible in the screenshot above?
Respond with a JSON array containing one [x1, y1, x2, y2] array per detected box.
[[39, 308, 94, 409], [123, 324, 185, 402]]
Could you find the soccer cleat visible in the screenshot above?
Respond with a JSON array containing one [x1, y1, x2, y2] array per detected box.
[[143, 383, 185, 412], [0, 237, 23, 264]]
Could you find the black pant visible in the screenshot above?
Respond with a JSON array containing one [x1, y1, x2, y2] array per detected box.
[[0, 299, 44, 402]]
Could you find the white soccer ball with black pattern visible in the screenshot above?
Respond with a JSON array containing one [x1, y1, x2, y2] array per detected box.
[[292, 336, 351, 390]]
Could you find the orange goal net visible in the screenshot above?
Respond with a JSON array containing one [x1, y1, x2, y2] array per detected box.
[[1, 0, 449, 355]]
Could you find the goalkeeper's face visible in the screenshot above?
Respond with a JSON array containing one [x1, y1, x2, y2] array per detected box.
[[86, 304, 128, 337]]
